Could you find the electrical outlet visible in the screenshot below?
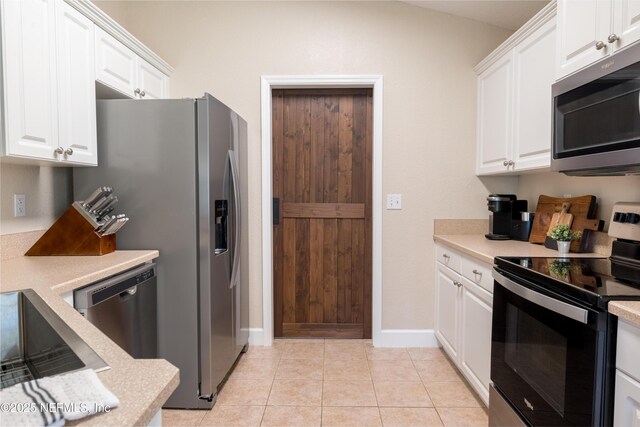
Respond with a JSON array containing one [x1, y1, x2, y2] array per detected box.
[[14, 194, 26, 217], [386, 194, 402, 210]]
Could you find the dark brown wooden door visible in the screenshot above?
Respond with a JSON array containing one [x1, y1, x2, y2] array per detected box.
[[272, 88, 372, 339]]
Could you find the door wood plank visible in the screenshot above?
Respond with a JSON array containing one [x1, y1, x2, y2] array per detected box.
[[324, 96, 339, 203], [282, 202, 364, 219], [282, 218, 296, 324], [323, 218, 338, 323], [337, 219, 352, 323], [295, 218, 310, 323], [283, 95, 296, 203], [310, 95, 324, 203], [337, 96, 353, 203], [309, 219, 324, 323], [352, 95, 366, 204], [283, 323, 363, 338], [351, 220, 365, 324]]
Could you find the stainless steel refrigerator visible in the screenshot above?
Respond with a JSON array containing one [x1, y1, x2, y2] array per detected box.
[[73, 94, 250, 409]]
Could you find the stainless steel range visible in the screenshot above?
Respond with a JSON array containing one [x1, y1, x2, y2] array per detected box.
[[489, 202, 640, 427]]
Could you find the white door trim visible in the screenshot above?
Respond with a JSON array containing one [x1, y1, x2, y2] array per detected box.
[[260, 75, 383, 346]]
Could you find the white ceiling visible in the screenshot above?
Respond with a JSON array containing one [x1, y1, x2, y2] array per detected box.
[[401, 0, 549, 31]]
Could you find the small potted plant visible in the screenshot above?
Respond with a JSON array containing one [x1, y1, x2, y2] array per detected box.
[[549, 224, 582, 255]]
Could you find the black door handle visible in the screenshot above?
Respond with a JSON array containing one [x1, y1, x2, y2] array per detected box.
[[273, 198, 280, 225]]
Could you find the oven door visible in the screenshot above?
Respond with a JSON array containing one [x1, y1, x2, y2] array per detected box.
[[490, 268, 609, 427]]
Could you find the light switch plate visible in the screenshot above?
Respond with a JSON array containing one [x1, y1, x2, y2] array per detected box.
[[386, 194, 402, 210]]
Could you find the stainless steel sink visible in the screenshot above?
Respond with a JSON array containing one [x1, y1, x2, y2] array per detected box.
[[0, 289, 108, 389]]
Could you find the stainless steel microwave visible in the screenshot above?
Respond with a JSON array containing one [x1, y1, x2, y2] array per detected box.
[[552, 42, 640, 176]]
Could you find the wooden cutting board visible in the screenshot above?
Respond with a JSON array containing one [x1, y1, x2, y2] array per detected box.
[[546, 202, 573, 236], [529, 195, 597, 244]]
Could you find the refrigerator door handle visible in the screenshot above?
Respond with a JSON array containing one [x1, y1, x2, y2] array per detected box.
[[228, 150, 241, 289]]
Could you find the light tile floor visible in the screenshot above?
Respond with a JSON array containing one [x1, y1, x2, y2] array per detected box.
[[162, 339, 488, 427]]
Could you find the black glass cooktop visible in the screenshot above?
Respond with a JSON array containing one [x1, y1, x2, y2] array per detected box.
[[494, 256, 640, 309]]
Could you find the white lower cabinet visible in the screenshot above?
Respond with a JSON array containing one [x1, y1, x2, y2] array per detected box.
[[460, 276, 492, 404], [435, 263, 461, 360], [435, 244, 493, 405], [614, 319, 640, 427]]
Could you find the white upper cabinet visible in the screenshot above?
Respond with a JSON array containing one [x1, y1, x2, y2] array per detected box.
[[475, 3, 556, 175], [557, 0, 640, 79], [137, 57, 169, 100], [1, 0, 59, 161], [512, 18, 556, 170], [477, 54, 513, 174], [1, 0, 172, 166], [95, 26, 137, 98], [56, 1, 97, 165], [95, 27, 169, 100]]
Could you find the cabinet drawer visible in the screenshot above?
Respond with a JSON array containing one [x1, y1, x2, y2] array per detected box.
[[460, 257, 493, 294], [617, 319, 640, 381], [436, 245, 461, 272]]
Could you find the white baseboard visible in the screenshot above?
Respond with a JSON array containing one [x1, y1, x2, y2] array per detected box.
[[247, 328, 265, 346], [374, 329, 439, 348]]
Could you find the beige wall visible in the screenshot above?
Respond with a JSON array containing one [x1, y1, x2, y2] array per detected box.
[[93, 0, 516, 331], [517, 172, 640, 228], [0, 164, 72, 236]]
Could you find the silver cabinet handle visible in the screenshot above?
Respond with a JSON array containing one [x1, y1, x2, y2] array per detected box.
[[608, 34, 619, 43], [507, 160, 514, 166], [140, 90, 146, 98], [503, 160, 509, 166], [54, 147, 64, 155], [453, 281, 462, 288], [134, 88, 141, 96], [442, 254, 450, 259], [595, 40, 606, 50], [64, 148, 73, 156], [472, 269, 482, 276]]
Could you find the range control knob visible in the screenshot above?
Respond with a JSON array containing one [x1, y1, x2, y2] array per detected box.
[[625, 213, 640, 224], [613, 212, 627, 223]]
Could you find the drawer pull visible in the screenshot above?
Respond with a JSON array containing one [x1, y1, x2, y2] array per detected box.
[[472, 269, 482, 276], [442, 254, 450, 259]]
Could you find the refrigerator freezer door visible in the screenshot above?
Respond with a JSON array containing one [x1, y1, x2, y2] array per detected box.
[[197, 95, 236, 400]]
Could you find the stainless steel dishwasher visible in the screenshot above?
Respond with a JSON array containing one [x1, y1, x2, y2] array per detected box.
[[74, 263, 157, 359]]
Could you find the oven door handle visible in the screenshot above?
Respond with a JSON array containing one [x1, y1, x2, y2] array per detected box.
[[493, 269, 589, 324]]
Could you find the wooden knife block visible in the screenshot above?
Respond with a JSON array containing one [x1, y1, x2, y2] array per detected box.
[[26, 205, 116, 256]]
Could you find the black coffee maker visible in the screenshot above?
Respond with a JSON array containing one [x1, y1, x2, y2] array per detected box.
[[485, 194, 528, 240]]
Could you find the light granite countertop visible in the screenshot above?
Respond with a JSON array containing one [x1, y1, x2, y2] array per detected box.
[[433, 234, 606, 265], [433, 232, 640, 327], [0, 250, 179, 426]]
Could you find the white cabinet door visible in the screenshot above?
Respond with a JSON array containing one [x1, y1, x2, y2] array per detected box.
[[615, 0, 640, 51], [476, 53, 513, 175], [1, 0, 58, 160], [435, 263, 461, 361], [512, 18, 556, 172], [137, 58, 169, 100], [95, 26, 137, 99], [56, 1, 97, 166], [614, 370, 640, 427], [460, 277, 492, 405], [556, 0, 612, 79]]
